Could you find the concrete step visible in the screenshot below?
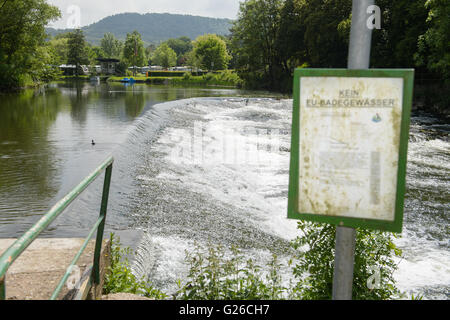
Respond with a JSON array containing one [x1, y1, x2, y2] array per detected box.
[[0, 238, 110, 300]]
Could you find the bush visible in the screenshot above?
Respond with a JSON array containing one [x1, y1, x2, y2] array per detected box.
[[216, 70, 243, 86], [103, 233, 167, 299], [290, 222, 402, 300], [175, 243, 286, 300], [183, 72, 192, 80], [114, 62, 127, 76], [203, 72, 215, 81]]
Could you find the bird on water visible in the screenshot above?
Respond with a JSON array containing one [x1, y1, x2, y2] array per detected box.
[[91, 139, 95, 145]]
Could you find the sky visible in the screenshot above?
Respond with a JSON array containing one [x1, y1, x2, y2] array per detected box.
[[47, 0, 241, 29]]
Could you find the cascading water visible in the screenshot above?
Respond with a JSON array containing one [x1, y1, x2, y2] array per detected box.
[[115, 98, 449, 299]]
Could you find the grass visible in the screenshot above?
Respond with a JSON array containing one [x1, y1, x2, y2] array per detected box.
[[106, 70, 243, 87]]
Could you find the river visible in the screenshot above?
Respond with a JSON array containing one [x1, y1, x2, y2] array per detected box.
[[0, 81, 448, 299]]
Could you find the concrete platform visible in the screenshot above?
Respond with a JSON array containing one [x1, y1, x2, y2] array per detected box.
[[0, 238, 110, 300]]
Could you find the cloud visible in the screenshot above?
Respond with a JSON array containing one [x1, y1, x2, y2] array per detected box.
[[47, 0, 240, 29]]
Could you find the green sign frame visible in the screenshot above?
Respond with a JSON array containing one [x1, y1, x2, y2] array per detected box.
[[287, 68, 414, 233]]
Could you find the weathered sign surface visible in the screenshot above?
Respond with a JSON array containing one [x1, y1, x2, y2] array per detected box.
[[288, 69, 414, 232]]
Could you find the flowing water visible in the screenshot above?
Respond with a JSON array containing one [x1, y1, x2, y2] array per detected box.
[[0, 81, 448, 299]]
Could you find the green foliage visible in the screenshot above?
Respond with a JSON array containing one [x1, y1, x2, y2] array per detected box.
[[203, 72, 215, 81], [114, 61, 128, 76], [101, 33, 123, 59], [230, 0, 449, 99], [175, 243, 286, 300], [87, 45, 106, 64], [152, 43, 178, 69], [47, 37, 69, 66], [0, 0, 61, 89], [32, 45, 62, 81], [67, 29, 90, 75], [290, 222, 402, 300], [100, 227, 403, 300], [298, 0, 352, 68], [122, 30, 146, 68], [414, 0, 450, 82], [183, 72, 192, 80], [163, 37, 193, 59], [230, 0, 285, 90], [147, 71, 207, 77], [103, 233, 167, 299], [215, 70, 243, 86], [371, 0, 428, 69], [192, 34, 231, 71]]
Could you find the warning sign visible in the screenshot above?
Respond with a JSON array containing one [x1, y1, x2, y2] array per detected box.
[[287, 69, 414, 232]]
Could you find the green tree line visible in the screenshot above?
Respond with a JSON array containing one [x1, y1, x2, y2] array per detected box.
[[229, 0, 450, 92], [2, 0, 447, 94], [0, 0, 233, 90]]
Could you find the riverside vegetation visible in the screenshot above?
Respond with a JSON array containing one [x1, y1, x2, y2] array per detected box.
[[2, 0, 448, 116], [104, 222, 410, 300], [107, 70, 243, 87]]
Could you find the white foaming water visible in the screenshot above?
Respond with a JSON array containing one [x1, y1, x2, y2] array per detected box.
[[130, 98, 449, 299], [160, 99, 298, 241]]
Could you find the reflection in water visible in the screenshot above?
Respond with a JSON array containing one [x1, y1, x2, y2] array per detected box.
[[0, 88, 62, 234], [69, 81, 90, 124], [124, 89, 146, 119], [0, 81, 257, 237]]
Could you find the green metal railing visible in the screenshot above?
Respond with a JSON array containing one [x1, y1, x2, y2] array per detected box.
[[0, 156, 114, 300]]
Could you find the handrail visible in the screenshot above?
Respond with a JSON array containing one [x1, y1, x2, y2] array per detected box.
[[0, 156, 114, 300]]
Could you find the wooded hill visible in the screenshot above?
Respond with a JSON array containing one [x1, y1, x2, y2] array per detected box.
[[46, 12, 233, 44]]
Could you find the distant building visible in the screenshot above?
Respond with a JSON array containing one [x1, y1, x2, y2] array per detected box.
[[169, 66, 192, 72], [96, 58, 120, 75], [59, 64, 76, 76], [128, 66, 142, 74], [58, 64, 89, 76], [91, 65, 102, 74]]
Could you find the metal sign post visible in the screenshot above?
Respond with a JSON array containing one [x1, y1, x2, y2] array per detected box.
[[287, 0, 414, 301], [332, 0, 374, 301]]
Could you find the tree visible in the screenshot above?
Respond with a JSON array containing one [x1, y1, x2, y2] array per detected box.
[[152, 43, 177, 69], [88, 45, 106, 62], [163, 36, 193, 64], [276, 0, 307, 73], [101, 33, 123, 59], [67, 29, 90, 76], [192, 34, 231, 71], [230, 0, 284, 89], [47, 37, 69, 66], [371, 0, 429, 69], [0, 0, 61, 89], [123, 30, 146, 75], [297, 0, 351, 68], [415, 0, 450, 81]]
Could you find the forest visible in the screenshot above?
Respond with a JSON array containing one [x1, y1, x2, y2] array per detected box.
[[230, 0, 449, 95]]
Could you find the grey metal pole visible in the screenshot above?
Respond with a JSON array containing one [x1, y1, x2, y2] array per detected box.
[[332, 0, 374, 300], [332, 226, 356, 300], [348, 0, 374, 70]]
